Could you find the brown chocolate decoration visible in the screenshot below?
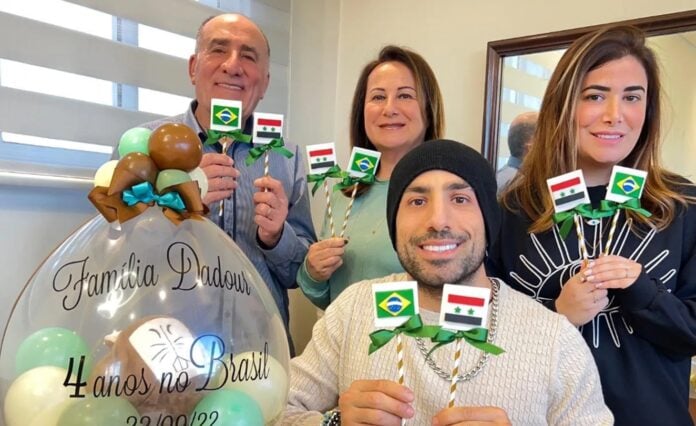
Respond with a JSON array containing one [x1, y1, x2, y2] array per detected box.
[[88, 316, 210, 417], [88, 186, 149, 223], [148, 123, 202, 172], [107, 152, 159, 196]]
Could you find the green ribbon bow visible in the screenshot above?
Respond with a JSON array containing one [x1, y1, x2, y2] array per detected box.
[[598, 199, 652, 218], [306, 165, 344, 196], [205, 129, 252, 146], [368, 315, 441, 355], [334, 173, 376, 192], [245, 138, 294, 166], [122, 182, 185, 211], [552, 203, 606, 239], [427, 328, 505, 357]]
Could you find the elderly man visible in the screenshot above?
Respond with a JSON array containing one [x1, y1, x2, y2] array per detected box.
[[282, 140, 612, 425], [140, 14, 316, 350]]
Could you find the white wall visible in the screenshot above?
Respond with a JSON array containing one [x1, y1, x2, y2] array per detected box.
[[286, 0, 695, 353]]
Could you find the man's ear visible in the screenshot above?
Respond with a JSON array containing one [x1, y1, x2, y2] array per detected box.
[[188, 54, 198, 85], [260, 71, 270, 100]]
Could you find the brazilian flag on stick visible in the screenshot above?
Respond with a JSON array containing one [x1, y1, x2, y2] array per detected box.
[[348, 147, 381, 178], [372, 281, 419, 328], [210, 98, 242, 132], [605, 165, 647, 204]]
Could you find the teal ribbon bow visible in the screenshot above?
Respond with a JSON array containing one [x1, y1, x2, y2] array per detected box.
[[122, 182, 185, 211], [598, 199, 652, 218], [368, 315, 441, 355], [306, 165, 344, 195], [205, 129, 252, 146], [428, 327, 505, 357], [552, 203, 606, 239], [245, 138, 294, 166], [334, 173, 376, 192]]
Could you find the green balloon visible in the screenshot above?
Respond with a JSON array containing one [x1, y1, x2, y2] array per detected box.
[[193, 389, 263, 426], [57, 397, 138, 426], [156, 169, 192, 192], [15, 327, 90, 376], [118, 127, 152, 158]]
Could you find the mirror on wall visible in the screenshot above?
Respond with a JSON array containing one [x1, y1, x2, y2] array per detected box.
[[481, 10, 696, 179]]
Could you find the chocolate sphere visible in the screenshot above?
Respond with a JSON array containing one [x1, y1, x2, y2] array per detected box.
[[148, 123, 202, 172], [108, 152, 159, 195]]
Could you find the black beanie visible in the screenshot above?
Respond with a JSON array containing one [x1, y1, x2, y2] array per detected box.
[[386, 139, 500, 249]]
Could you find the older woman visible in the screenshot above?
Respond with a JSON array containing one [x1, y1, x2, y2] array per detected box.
[[297, 45, 445, 309]]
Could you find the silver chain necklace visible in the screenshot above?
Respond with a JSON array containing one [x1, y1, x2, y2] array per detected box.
[[415, 279, 500, 383]]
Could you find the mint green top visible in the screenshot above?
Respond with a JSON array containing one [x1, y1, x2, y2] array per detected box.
[[297, 180, 404, 310]]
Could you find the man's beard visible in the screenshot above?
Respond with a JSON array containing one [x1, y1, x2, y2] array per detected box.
[[397, 229, 485, 297]]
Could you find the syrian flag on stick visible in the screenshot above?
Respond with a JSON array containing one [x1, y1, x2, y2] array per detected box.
[[546, 170, 590, 213], [605, 165, 647, 203], [253, 112, 284, 144], [439, 284, 491, 331], [372, 281, 419, 328], [306, 143, 337, 175]]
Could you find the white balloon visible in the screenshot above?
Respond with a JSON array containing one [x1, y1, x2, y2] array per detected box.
[[4, 366, 74, 426], [93, 160, 119, 187], [188, 167, 208, 199], [216, 351, 288, 424], [28, 399, 76, 426]]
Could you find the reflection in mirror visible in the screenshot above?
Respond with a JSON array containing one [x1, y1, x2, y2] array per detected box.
[[496, 31, 695, 179], [482, 10, 696, 183]]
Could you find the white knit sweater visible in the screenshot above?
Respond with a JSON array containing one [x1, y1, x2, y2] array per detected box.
[[282, 273, 613, 425]]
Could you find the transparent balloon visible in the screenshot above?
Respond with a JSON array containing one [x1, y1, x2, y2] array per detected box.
[[0, 208, 289, 426]]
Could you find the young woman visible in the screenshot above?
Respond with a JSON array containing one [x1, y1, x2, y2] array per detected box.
[[297, 45, 445, 309], [489, 25, 696, 425]]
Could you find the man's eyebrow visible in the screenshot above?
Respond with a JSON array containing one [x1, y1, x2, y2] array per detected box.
[[404, 185, 429, 194], [207, 38, 230, 48], [447, 183, 471, 192], [404, 181, 471, 194], [240, 44, 259, 57]]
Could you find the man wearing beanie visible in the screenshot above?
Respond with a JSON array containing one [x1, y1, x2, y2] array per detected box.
[[283, 140, 612, 425]]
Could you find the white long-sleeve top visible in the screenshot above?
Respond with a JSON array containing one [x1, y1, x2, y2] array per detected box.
[[282, 273, 613, 425]]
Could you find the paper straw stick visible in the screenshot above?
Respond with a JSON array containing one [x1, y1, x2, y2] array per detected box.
[[604, 210, 621, 256], [218, 139, 231, 219], [574, 214, 589, 264], [263, 151, 270, 193], [448, 339, 463, 408], [396, 334, 405, 385], [323, 179, 336, 238], [264, 151, 270, 178], [339, 183, 358, 238], [396, 334, 406, 426]]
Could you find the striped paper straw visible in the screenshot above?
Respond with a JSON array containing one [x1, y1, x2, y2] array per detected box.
[[218, 139, 231, 219], [396, 334, 405, 385], [323, 179, 336, 238], [448, 339, 463, 408], [397, 334, 406, 426], [339, 183, 358, 238], [574, 214, 589, 264], [604, 210, 621, 256], [263, 151, 270, 193]]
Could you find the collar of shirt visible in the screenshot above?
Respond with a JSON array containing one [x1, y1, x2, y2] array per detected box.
[[506, 156, 522, 169]]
